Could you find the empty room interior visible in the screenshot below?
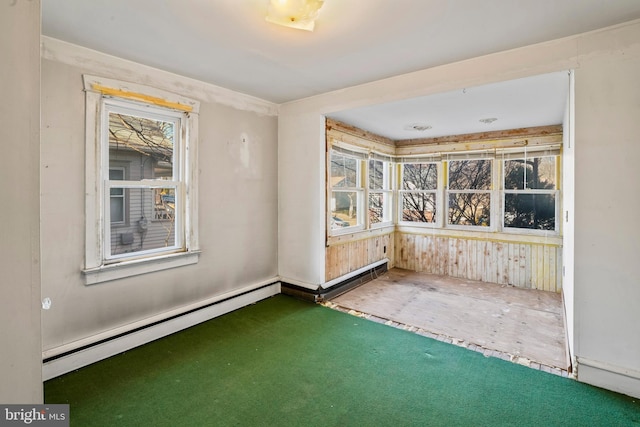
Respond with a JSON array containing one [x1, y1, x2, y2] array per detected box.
[[3, 0, 640, 420]]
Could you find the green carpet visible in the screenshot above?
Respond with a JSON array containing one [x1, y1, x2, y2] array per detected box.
[[45, 295, 639, 426]]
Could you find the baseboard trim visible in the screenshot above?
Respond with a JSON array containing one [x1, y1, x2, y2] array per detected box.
[[282, 261, 387, 302], [577, 356, 640, 399], [43, 282, 280, 381]]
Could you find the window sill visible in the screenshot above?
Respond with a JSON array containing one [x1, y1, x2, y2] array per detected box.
[[395, 225, 562, 246], [327, 225, 395, 246], [83, 250, 200, 285]]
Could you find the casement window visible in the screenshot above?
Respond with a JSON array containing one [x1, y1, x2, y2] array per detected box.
[[83, 75, 200, 284], [329, 150, 364, 232], [503, 154, 559, 232], [399, 162, 438, 224], [368, 158, 393, 226], [446, 159, 492, 228]]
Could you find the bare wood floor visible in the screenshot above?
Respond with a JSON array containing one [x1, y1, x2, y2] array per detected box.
[[329, 268, 568, 373]]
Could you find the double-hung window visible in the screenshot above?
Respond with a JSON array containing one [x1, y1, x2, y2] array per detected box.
[[503, 153, 559, 232], [447, 159, 492, 227], [368, 158, 393, 226], [104, 100, 184, 259], [329, 150, 364, 232], [399, 162, 438, 224], [83, 75, 200, 284]]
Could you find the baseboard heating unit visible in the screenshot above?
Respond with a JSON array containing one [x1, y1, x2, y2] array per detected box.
[[281, 260, 388, 302], [42, 281, 280, 381]]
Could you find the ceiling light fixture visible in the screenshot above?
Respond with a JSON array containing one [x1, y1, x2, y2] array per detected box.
[[479, 117, 498, 124], [265, 0, 325, 31]]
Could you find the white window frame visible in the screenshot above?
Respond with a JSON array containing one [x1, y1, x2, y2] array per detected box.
[[398, 161, 442, 228], [329, 149, 365, 235], [103, 100, 186, 262], [445, 157, 496, 231], [501, 152, 560, 236], [326, 139, 560, 238], [368, 158, 394, 228], [82, 75, 200, 285]]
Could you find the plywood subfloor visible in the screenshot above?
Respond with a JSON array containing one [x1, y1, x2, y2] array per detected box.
[[330, 268, 567, 371]]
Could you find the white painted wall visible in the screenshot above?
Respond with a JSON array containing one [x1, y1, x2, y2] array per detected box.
[[0, 0, 43, 403], [278, 20, 640, 397], [40, 40, 279, 357], [277, 113, 327, 288], [573, 24, 640, 397]]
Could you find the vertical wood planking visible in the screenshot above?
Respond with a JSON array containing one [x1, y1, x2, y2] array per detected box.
[[483, 239, 492, 283], [524, 244, 532, 288], [532, 244, 540, 290], [494, 242, 503, 284], [518, 244, 527, 287], [544, 245, 550, 291], [392, 232, 562, 292], [325, 233, 394, 282], [346, 232, 562, 291]]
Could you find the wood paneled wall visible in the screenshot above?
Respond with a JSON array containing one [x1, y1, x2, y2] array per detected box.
[[394, 233, 562, 292], [325, 233, 394, 282]]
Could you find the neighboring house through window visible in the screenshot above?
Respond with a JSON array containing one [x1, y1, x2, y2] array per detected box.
[[82, 75, 200, 284]]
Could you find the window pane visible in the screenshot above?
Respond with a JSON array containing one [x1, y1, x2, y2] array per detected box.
[[504, 156, 556, 190], [109, 112, 175, 180], [448, 160, 491, 190], [154, 188, 176, 221], [109, 187, 177, 256], [331, 153, 358, 188], [369, 159, 384, 190], [369, 192, 390, 224], [504, 193, 556, 230], [448, 193, 491, 226], [109, 168, 125, 223], [402, 192, 436, 222], [110, 196, 124, 223], [402, 163, 437, 190], [331, 191, 359, 229], [109, 168, 124, 180]]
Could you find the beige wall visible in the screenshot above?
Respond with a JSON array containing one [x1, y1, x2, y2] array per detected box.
[[0, 0, 43, 403], [279, 20, 640, 397], [40, 46, 278, 355]]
